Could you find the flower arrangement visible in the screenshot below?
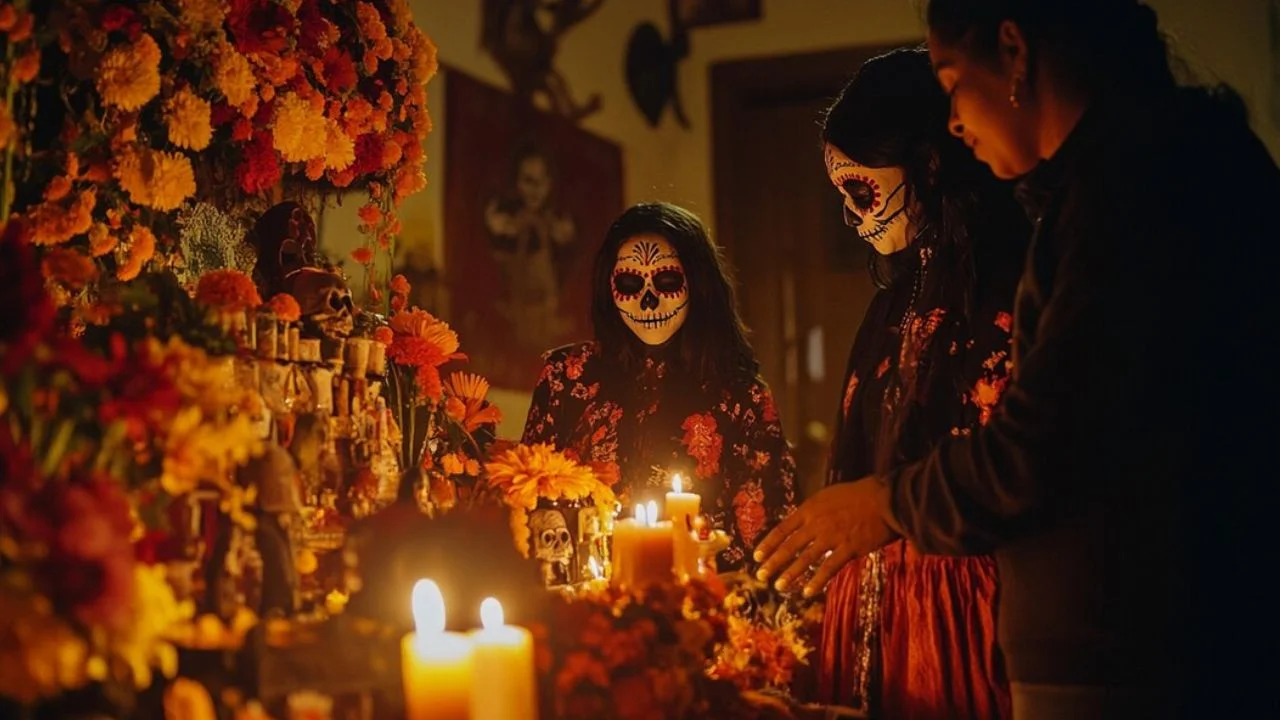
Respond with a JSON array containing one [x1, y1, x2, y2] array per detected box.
[[0, 219, 264, 707], [378, 274, 502, 511], [709, 578, 819, 694], [483, 443, 617, 558], [534, 578, 798, 720], [13, 0, 437, 309]]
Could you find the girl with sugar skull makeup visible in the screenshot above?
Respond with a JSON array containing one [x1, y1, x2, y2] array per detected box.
[[799, 49, 1030, 717], [521, 202, 798, 572]]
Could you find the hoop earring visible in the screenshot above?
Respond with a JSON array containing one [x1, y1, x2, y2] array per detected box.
[[1009, 75, 1023, 109]]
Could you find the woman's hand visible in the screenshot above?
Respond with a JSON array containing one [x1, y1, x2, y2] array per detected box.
[[753, 477, 898, 597]]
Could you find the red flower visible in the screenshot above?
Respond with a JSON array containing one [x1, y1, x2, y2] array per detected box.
[[733, 482, 767, 547], [0, 220, 55, 374], [228, 0, 295, 55], [680, 412, 723, 480], [994, 311, 1013, 333], [101, 4, 141, 36], [237, 131, 282, 194], [322, 47, 358, 94]]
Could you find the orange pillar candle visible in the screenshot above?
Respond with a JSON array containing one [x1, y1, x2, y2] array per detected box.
[[611, 501, 674, 588], [402, 579, 474, 720], [665, 474, 702, 580], [469, 598, 537, 720]]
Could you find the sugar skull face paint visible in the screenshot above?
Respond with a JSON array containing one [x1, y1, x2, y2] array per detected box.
[[613, 234, 689, 346], [824, 143, 911, 255]]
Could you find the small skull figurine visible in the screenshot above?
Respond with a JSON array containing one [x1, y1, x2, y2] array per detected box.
[[286, 267, 355, 340], [530, 508, 573, 586]]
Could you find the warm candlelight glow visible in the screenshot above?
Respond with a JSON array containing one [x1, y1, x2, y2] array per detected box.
[[412, 579, 446, 637], [646, 500, 659, 526], [588, 556, 602, 579], [673, 473, 685, 493], [636, 503, 648, 526], [480, 597, 504, 630]]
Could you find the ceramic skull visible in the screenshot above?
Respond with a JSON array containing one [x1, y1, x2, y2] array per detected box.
[[613, 234, 689, 345], [530, 508, 573, 585], [286, 267, 355, 340]]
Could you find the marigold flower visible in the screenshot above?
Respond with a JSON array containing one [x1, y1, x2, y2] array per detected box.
[[29, 188, 96, 246], [271, 92, 327, 163], [88, 223, 116, 257], [178, 0, 227, 30], [41, 247, 99, 289], [350, 246, 374, 265], [114, 147, 196, 211], [357, 202, 383, 227], [115, 225, 157, 281], [0, 105, 14, 152], [213, 44, 255, 109], [484, 443, 614, 557], [165, 88, 213, 151], [324, 120, 355, 171], [12, 47, 39, 84], [372, 326, 393, 345], [389, 273, 410, 295], [195, 269, 263, 312], [389, 308, 459, 355], [263, 292, 301, 322], [43, 176, 72, 203], [97, 34, 162, 111]]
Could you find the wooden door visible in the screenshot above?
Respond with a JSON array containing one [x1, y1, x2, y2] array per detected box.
[[711, 45, 908, 498]]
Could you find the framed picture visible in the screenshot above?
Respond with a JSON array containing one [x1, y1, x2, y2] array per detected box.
[[673, 0, 762, 29], [443, 69, 625, 392]]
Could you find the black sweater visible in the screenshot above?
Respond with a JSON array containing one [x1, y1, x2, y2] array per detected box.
[[886, 87, 1280, 711]]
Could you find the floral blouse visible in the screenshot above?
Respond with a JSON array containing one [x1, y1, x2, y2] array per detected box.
[[522, 341, 798, 570]]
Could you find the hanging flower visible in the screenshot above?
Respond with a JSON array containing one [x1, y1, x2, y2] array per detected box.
[[349, 246, 374, 265], [114, 147, 196, 211], [194, 269, 262, 312], [271, 92, 327, 163], [96, 34, 163, 111], [164, 88, 213, 151]]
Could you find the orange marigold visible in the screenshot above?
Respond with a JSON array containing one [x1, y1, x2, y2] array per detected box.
[[114, 147, 196, 211], [12, 47, 39, 84], [213, 44, 256, 110], [0, 105, 14, 152], [178, 0, 227, 29], [324, 120, 355, 171], [88, 223, 117, 257], [29, 188, 96, 246], [263, 293, 301, 322], [357, 202, 383, 227], [389, 273, 410, 295], [41, 247, 99, 289], [389, 308, 459, 355], [116, 225, 157, 281], [350, 246, 374, 265], [373, 326, 394, 345], [165, 88, 213, 151], [97, 34, 162, 111], [195, 269, 263, 311], [272, 92, 327, 163]]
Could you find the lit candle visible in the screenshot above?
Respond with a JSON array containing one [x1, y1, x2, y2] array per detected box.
[[401, 579, 474, 720], [469, 598, 536, 720], [610, 501, 674, 588], [665, 474, 702, 580]]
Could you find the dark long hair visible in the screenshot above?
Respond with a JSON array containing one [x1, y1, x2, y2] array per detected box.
[[926, 0, 1245, 115], [590, 202, 758, 389], [821, 48, 1027, 473]]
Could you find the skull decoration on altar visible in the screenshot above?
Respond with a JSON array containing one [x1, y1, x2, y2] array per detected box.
[[247, 202, 319, 299], [529, 507, 574, 586], [286, 267, 355, 340], [613, 234, 689, 346]]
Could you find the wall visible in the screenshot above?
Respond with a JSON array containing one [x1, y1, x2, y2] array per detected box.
[[321, 0, 1279, 438]]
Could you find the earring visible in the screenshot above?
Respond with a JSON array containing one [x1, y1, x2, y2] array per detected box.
[[1009, 75, 1023, 109]]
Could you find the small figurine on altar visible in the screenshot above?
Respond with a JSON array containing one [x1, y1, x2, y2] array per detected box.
[[244, 445, 305, 617], [692, 514, 732, 576]]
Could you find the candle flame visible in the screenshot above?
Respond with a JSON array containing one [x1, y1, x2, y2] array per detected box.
[[411, 579, 445, 635], [635, 503, 647, 525], [479, 596, 504, 630], [646, 500, 659, 527], [588, 556, 602, 579], [672, 473, 684, 494]]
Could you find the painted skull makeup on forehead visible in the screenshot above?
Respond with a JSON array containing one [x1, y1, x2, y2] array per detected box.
[[613, 235, 689, 346], [824, 144, 912, 255]]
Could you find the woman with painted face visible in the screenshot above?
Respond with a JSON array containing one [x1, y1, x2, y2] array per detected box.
[[809, 48, 1028, 718], [757, 1, 1280, 717], [521, 202, 798, 571]]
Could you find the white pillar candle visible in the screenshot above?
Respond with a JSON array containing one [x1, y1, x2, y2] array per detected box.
[[665, 474, 702, 580], [610, 501, 674, 589], [401, 580, 474, 720], [469, 598, 536, 720]]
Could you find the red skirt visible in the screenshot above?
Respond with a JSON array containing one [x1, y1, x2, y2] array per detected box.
[[816, 540, 1010, 719]]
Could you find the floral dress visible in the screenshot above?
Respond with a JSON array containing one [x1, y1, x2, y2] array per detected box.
[[818, 244, 1020, 718], [521, 341, 798, 570]]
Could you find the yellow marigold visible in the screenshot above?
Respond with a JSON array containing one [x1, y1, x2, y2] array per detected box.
[[485, 443, 615, 557], [29, 188, 96, 246], [389, 308, 459, 355], [271, 92, 327, 163], [324, 119, 355, 171], [195, 269, 262, 311], [116, 225, 157, 281], [41, 247, 99, 289], [164, 88, 212, 151], [114, 147, 196, 211], [213, 44, 255, 109], [177, 0, 226, 31], [97, 34, 162, 111]]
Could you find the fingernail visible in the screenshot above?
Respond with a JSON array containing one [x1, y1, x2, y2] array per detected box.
[[774, 578, 788, 592], [755, 569, 769, 582], [753, 550, 763, 562]]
